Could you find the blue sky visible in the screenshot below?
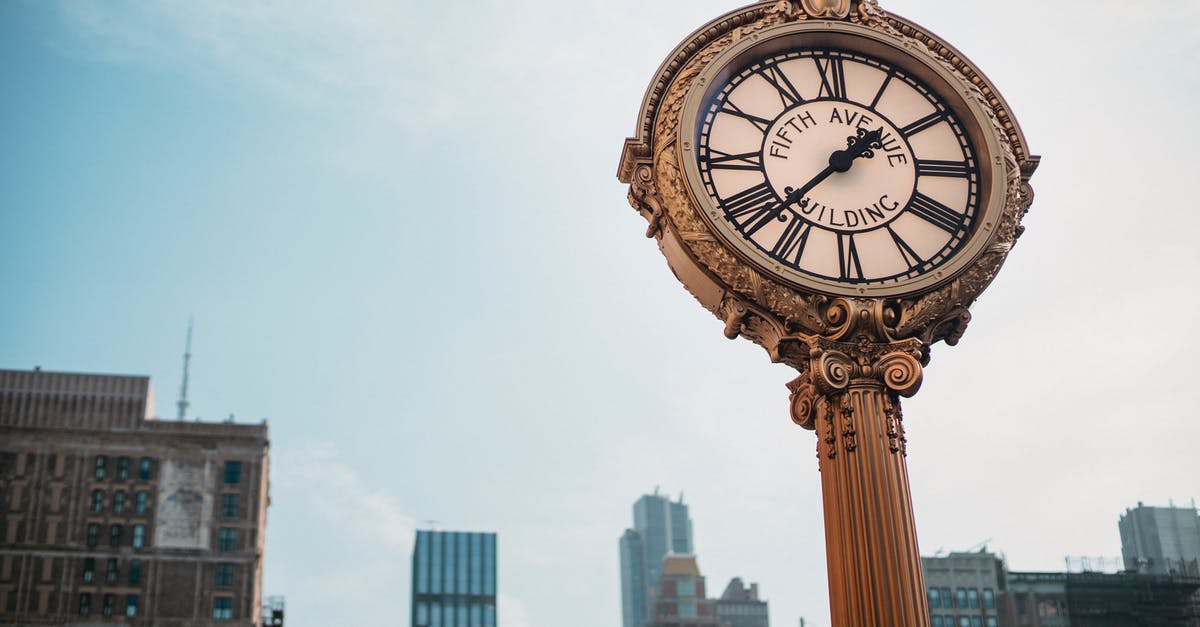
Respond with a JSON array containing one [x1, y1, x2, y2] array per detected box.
[[2, 1, 1199, 626]]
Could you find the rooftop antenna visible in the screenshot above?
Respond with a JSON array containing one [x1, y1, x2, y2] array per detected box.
[[176, 318, 193, 421]]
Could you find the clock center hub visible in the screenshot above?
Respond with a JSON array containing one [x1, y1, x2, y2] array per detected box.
[[763, 101, 915, 233]]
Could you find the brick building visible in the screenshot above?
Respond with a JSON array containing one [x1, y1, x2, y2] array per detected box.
[[0, 368, 269, 626]]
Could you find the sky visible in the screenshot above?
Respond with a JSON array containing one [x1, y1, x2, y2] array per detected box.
[[1, 1, 1198, 626]]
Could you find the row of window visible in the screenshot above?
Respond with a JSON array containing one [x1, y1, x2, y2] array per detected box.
[[932, 617, 998, 627], [928, 587, 996, 610], [79, 593, 138, 618], [77, 594, 235, 620], [94, 457, 154, 481], [82, 558, 142, 585], [86, 523, 148, 549], [81, 558, 236, 588], [93, 457, 245, 485], [90, 489, 152, 515]]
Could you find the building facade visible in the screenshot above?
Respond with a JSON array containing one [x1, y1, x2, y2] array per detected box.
[[620, 491, 694, 627], [1004, 571, 1200, 627], [646, 555, 721, 627], [1120, 503, 1200, 576], [716, 577, 768, 627], [411, 530, 497, 627], [921, 551, 1005, 627], [0, 368, 270, 626]]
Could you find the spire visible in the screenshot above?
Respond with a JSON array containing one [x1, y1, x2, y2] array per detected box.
[[176, 318, 193, 421]]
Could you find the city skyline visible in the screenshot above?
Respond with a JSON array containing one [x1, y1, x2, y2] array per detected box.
[[2, 1, 1199, 626]]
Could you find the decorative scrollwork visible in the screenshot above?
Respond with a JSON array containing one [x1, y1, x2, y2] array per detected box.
[[814, 350, 854, 392], [874, 351, 923, 397], [799, 0, 851, 19], [787, 376, 819, 430]]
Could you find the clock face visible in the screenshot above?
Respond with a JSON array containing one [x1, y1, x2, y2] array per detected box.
[[693, 46, 982, 291]]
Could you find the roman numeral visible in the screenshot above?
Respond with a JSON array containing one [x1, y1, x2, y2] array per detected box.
[[815, 57, 847, 100], [719, 101, 771, 132], [770, 217, 811, 263], [869, 71, 893, 109], [915, 159, 972, 178], [907, 192, 964, 233], [900, 111, 947, 137], [838, 233, 864, 281], [723, 182, 777, 226], [887, 226, 923, 270], [759, 65, 805, 108], [703, 149, 763, 171]]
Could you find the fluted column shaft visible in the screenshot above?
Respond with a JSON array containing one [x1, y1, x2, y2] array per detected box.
[[816, 381, 929, 627]]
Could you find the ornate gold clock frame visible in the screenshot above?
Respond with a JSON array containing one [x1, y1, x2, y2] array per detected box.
[[617, 1, 1038, 624]]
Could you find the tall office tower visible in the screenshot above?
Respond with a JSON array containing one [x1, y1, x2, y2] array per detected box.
[[619, 490, 694, 627], [645, 555, 721, 626], [411, 530, 497, 627], [717, 578, 769, 627], [0, 368, 270, 625], [1120, 502, 1200, 576]]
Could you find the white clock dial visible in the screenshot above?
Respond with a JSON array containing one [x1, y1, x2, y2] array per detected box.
[[695, 48, 980, 286]]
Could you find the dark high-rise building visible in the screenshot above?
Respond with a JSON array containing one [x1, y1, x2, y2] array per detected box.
[[0, 368, 270, 626], [717, 577, 769, 627], [619, 491, 694, 627], [411, 530, 497, 627], [1120, 502, 1200, 576]]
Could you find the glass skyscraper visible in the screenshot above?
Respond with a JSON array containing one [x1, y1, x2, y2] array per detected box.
[[412, 530, 497, 627], [619, 491, 694, 627]]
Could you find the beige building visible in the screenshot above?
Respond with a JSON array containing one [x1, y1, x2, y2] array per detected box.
[[0, 368, 269, 626]]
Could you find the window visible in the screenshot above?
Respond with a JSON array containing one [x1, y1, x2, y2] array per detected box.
[[125, 594, 138, 617], [968, 588, 979, 609], [972, 618, 982, 627], [82, 558, 95, 583], [90, 489, 105, 513], [956, 589, 968, 610], [223, 461, 242, 485], [986, 618, 998, 627], [113, 491, 127, 514], [47, 454, 57, 474], [132, 524, 145, 548], [932, 617, 943, 627], [86, 523, 100, 548], [129, 560, 141, 585], [221, 494, 239, 519], [109, 524, 123, 548], [959, 618, 970, 627], [218, 528, 237, 552], [116, 457, 130, 481], [213, 597, 234, 620], [216, 562, 235, 587], [105, 558, 118, 584], [78, 593, 91, 616], [941, 588, 952, 608], [94, 456, 107, 480], [983, 588, 995, 610], [138, 457, 153, 481], [135, 491, 149, 515], [102, 594, 115, 617], [928, 587, 941, 609]]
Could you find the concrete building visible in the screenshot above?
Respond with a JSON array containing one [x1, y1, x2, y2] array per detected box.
[[0, 368, 269, 626], [716, 577, 768, 627], [1120, 503, 1200, 576], [921, 551, 1004, 627], [645, 555, 721, 627], [620, 490, 694, 627], [411, 530, 497, 627]]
